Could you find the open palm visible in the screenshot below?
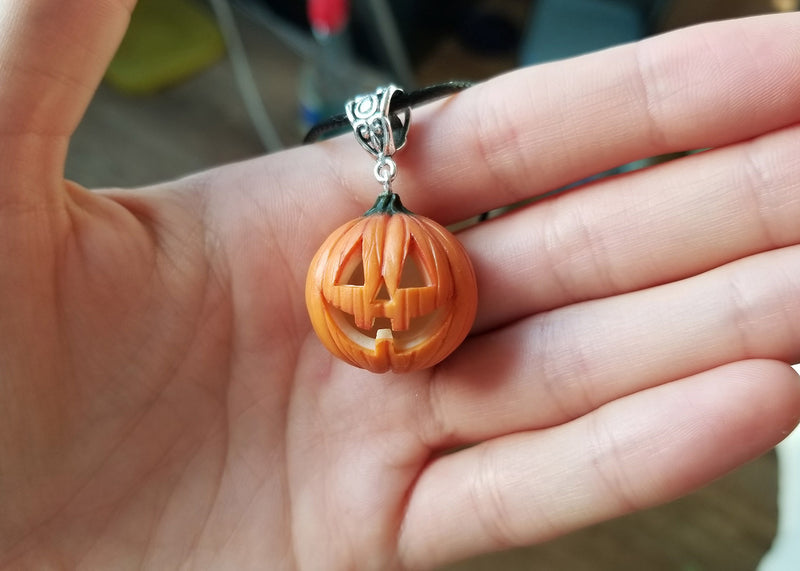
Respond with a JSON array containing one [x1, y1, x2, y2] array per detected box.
[[2, 2, 800, 569]]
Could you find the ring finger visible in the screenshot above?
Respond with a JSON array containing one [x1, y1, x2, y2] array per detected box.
[[423, 243, 800, 447]]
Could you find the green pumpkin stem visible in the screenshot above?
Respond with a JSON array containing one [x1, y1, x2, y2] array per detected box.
[[364, 192, 414, 216]]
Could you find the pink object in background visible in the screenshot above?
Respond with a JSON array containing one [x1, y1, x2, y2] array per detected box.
[[307, 0, 350, 36], [298, 0, 360, 133]]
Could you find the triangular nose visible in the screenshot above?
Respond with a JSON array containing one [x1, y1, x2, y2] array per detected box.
[[374, 279, 391, 301]]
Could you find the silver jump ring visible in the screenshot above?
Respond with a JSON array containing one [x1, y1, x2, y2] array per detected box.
[[374, 155, 397, 184]]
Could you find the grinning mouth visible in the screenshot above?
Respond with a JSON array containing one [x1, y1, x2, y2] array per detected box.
[[329, 307, 445, 352]]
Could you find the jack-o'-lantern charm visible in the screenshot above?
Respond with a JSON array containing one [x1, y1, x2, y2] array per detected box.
[[304, 84, 478, 373], [305, 192, 477, 373]]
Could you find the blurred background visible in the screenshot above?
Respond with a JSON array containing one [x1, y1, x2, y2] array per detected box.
[[66, 0, 795, 569]]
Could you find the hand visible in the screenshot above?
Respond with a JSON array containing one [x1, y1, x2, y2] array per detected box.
[[2, 2, 799, 569]]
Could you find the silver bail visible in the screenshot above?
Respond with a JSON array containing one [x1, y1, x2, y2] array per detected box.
[[346, 85, 410, 160]]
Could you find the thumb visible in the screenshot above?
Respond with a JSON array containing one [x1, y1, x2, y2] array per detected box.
[[0, 0, 134, 207], [0, 0, 134, 138]]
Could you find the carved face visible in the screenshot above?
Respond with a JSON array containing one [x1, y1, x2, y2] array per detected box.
[[306, 197, 477, 373]]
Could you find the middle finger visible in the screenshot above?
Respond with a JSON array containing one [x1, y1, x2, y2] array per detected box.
[[465, 123, 800, 332]]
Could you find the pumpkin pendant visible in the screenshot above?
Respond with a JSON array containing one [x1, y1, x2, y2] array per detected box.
[[305, 84, 478, 373], [305, 192, 478, 373]]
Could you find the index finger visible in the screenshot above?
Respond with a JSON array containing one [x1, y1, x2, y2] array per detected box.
[[302, 13, 800, 224]]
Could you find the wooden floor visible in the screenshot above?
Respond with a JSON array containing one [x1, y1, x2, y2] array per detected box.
[[65, 2, 783, 570]]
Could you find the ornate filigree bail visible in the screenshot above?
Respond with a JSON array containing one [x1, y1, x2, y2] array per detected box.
[[345, 85, 410, 193]]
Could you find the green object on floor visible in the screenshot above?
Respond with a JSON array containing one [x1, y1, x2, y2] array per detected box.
[[105, 0, 225, 94]]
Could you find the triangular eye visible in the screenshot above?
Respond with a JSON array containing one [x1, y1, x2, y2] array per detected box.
[[399, 254, 430, 288], [336, 243, 365, 286], [344, 260, 365, 286]]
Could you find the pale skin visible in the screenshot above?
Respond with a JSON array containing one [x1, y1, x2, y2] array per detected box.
[[2, 1, 800, 569]]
